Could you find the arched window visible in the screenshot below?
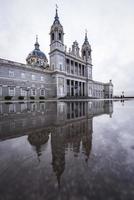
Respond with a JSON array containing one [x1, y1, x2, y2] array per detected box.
[[51, 33, 54, 41], [83, 51, 86, 56], [59, 33, 61, 41]]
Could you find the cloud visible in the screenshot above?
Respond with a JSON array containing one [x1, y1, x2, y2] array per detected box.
[[0, 0, 134, 95]]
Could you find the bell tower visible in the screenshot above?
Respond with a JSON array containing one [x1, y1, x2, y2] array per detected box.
[[81, 31, 93, 98], [81, 31, 92, 64], [50, 6, 64, 52], [49, 6, 65, 72], [49, 6, 66, 98]]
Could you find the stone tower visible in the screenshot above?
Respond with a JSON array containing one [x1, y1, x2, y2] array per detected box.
[[49, 6, 65, 72], [49, 7, 66, 98], [81, 32, 93, 97]]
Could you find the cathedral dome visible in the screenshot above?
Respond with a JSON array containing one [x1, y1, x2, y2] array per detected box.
[[26, 36, 48, 68], [27, 49, 47, 60]]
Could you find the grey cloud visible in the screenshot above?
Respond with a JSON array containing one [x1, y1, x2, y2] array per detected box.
[[0, 0, 134, 95]]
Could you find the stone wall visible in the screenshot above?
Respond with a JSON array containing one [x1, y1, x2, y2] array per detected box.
[[0, 59, 56, 100]]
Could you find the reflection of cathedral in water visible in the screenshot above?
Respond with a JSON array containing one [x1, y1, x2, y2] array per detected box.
[[0, 100, 113, 185]]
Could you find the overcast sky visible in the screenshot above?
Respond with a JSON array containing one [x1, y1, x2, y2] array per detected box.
[[0, 0, 134, 95]]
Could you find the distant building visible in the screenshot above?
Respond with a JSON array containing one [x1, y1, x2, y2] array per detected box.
[[0, 8, 113, 101]]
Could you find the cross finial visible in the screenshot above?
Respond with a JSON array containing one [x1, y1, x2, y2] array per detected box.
[[56, 4, 58, 10], [85, 29, 88, 41], [34, 35, 39, 50], [36, 35, 38, 43], [55, 4, 59, 21]]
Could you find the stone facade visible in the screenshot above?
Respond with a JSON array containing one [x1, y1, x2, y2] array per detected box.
[[0, 8, 113, 101]]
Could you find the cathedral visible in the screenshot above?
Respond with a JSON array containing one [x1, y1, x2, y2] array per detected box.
[[0, 8, 113, 101]]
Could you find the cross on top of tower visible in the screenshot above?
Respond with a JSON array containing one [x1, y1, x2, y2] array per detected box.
[[36, 35, 38, 43], [85, 29, 88, 42], [34, 35, 39, 50], [55, 4, 59, 21]]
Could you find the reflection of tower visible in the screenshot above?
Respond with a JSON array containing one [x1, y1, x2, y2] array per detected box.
[[51, 117, 93, 187], [65, 101, 93, 160], [28, 130, 50, 161], [64, 118, 93, 160], [65, 122, 81, 156], [51, 128, 65, 188], [82, 118, 92, 162]]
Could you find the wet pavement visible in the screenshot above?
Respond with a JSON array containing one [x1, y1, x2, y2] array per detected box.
[[0, 100, 134, 200]]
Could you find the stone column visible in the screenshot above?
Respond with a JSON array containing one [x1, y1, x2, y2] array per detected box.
[[80, 82, 81, 96], [73, 81, 75, 96], [81, 82, 83, 96], [69, 102, 71, 118], [83, 83, 85, 96], [74, 102, 76, 119], [78, 82, 80, 96], [69, 80, 71, 96]]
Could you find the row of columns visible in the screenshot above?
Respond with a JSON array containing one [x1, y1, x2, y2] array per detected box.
[[66, 59, 86, 77], [92, 90, 104, 98], [67, 79, 86, 97]]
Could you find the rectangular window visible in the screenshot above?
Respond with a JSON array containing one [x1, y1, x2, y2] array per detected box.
[[66, 59, 70, 64], [71, 65, 74, 74], [79, 64, 81, 76], [71, 61, 74, 74], [31, 89, 36, 96], [21, 88, 27, 96], [67, 65, 70, 73], [9, 70, 14, 77], [75, 62, 78, 75], [9, 87, 15, 96], [51, 64, 55, 70], [0, 86, 2, 96], [41, 76, 44, 81], [21, 73, 25, 79], [40, 89, 45, 96], [32, 74, 35, 81], [82, 65, 85, 76], [59, 64, 63, 71]]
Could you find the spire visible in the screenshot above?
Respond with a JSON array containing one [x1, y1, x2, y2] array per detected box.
[[82, 29, 92, 62], [34, 35, 40, 50], [55, 4, 59, 20], [36, 35, 38, 43], [54, 4, 60, 24], [82, 29, 90, 47], [85, 29, 88, 42]]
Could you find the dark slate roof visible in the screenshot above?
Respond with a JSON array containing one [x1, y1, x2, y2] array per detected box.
[[27, 49, 48, 61]]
